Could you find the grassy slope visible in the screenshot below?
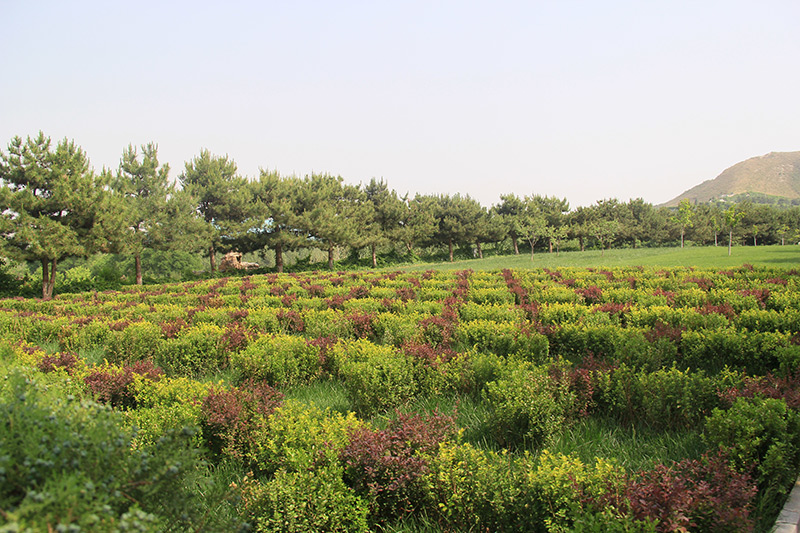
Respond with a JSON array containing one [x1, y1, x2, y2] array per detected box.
[[394, 244, 800, 272]]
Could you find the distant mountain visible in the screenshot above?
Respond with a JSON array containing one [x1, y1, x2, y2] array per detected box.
[[663, 151, 800, 207]]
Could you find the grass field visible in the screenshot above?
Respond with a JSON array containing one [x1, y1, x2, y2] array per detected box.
[[396, 244, 800, 272]]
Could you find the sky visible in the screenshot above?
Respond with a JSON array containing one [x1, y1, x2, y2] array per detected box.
[[2, 0, 800, 208]]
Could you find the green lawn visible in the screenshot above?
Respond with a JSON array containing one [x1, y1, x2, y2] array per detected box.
[[396, 244, 800, 272]]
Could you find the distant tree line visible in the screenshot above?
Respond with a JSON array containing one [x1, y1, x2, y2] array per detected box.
[[2, 133, 799, 299]]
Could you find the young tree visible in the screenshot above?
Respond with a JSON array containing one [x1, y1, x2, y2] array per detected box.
[[588, 219, 620, 256], [724, 205, 746, 256], [0, 132, 107, 299], [531, 195, 570, 253], [673, 199, 695, 249], [518, 197, 547, 260], [474, 207, 506, 259], [179, 150, 251, 272]]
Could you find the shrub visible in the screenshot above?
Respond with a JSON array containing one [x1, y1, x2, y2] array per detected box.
[[231, 334, 322, 387], [248, 399, 362, 474], [238, 465, 369, 533], [0, 368, 212, 531], [597, 365, 720, 430], [424, 441, 532, 531], [336, 340, 418, 415], [704, 396, 800, 497], [200, 380, 284, 460], [84, 360, 163, 409], [484, 361, 575, 447], [157, 323, 225, 376], [623, 451, 756, 533], [522, 450, 627, 532], [127, 375, 212, 448], [373, 311, 422, 346], [341, 411, 456, 523], [37, 351, 79, 374], [303, 308, 350, 338], [455, 319, 549, 361]]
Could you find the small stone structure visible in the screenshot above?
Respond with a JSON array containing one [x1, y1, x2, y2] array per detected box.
[[219, 251, 260, 272]]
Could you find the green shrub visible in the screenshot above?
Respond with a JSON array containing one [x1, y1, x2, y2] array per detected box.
[[373, 311, 422, 346], [455, 319, 549, 361], [127, 375, 213, 447], [521, 450, 627, 532], [704, 396, 800, 496], [0, 367, 211, 531], [335, 340, 418, 415], [597, 365, 721, 429], [107, 320, 163, 364], [231, 334, 322, 387], [484, 361, 575, 447], [248, 399, 362, 474], [157, 323, 225, 376], [303, 308, 350, 338], [239, 464, 369, 533], [243, 307, 280, 333], [423, 442, 530, 532]]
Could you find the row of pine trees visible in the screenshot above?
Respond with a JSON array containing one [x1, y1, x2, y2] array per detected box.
[[2, 133, 799, 299]]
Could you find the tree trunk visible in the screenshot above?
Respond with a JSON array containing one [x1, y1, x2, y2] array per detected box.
[[328, 244, 335, 270], [680, 229, 685, 248], [579, 236, 585, 252], [41, 259, 50, 300], [512, 236, 519, 255], [135, 253, 143, 285], [275, 242, 284, 273], [42, 259, 57, 300], [371, 243, 378, 268], [549, 239, 553, 253], [448, 239, 454, 262], [209, 245, 217, 273], [476, 242, 483, 259], [728, 230, 733, 256], [714, 232, 718, 246]]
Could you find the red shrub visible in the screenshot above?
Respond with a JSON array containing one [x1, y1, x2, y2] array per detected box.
[[200, 380, 284, 459], [276, 309, 305, 333], [346, 310, 375, 339], [160, 318, 189, 339], [576, 285, 603, 304], [719, 372, 800, 409], [84, 360, 163, 409], [645, 321, 685, 344], [341, 411, 456, 521], [685, 276, 714, 291], [348, 285, 371, 299], [739, 288, 770, 309], [38, 352, 79, 374], [698, 301, 736, 320]]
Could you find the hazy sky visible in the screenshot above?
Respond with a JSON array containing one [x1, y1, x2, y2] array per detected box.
[[2, 1, 799, 208]]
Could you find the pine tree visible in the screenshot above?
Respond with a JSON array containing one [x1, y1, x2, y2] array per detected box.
[[179, 150, 251, 272], [0, 132, 107, 299], [105, 143, 172, 284]]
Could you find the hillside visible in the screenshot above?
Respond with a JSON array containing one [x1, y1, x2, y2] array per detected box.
[[664, 151, 800, 206]]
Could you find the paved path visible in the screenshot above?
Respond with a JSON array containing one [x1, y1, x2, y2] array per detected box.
[[774, 480, 800, 533]]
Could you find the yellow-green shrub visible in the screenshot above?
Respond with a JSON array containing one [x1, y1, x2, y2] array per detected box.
[[231, 334, 321, 387]]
